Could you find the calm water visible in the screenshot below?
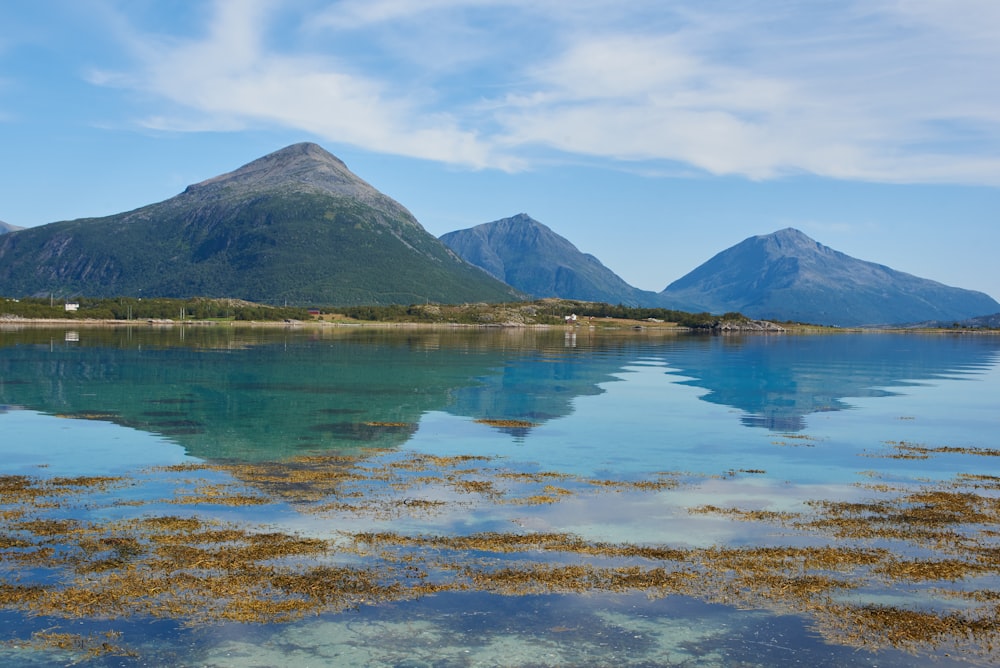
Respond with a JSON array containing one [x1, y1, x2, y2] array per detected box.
[[0, 325, 998, 666]]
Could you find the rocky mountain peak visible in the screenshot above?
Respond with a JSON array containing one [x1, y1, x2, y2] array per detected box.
[[185, 142, 378, 201], [755, 228, 823, 254], [177, 142, 417, 224], [505, 213, 536, 225], [487, 214, 551, 240]]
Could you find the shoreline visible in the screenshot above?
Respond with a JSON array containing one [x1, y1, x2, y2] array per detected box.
[[0, 316, 568, 330], [0, 316, 994, 335]]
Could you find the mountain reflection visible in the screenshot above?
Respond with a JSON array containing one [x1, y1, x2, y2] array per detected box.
[[0, 327, 631, 459], [0, 327, 997, 461], [662, 333, 1000, 432]]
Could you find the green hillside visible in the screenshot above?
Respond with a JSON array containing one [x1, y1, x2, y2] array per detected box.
[[0, 144, 521, 306]]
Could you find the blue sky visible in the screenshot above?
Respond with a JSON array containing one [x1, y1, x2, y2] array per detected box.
[[1, 0, 998, 299]]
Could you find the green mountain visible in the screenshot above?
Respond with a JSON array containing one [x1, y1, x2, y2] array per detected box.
[[0, 143, 521, 305], [440, 213, 661, 306], [659, 228, 1000, 326]]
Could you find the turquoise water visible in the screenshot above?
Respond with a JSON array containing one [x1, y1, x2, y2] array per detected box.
[[1, 326, 998, 666]]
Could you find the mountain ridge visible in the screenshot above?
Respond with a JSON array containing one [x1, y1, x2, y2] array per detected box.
[[440, 214, 661, 306], [659, 227, 999, 326], [0, 143, 521, 305], [183, 143, 411, 219], [0, 144, 995, 325]]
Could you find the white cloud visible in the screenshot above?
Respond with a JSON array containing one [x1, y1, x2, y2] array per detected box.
[[313, 0, 480, 29], [494, 1, 1000, 183], [91, 0, 1000, 185], [888, 0, 1000, 46], [97, 1, 514, 169]]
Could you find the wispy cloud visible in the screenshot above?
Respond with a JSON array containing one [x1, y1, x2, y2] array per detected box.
[[88, 0, 1000, 184], [80, 1, 496, 167]]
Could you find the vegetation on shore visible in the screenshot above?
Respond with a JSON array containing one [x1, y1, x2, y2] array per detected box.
[[5, 295, 996, 331], [335, 299, 751, 328], [0, 296, 309, 322], [1, 295, 751, 328]]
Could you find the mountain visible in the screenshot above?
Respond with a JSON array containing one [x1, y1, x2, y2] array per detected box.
[[440, 213, 660, 306], [0, 143, 521, 305], [0, 221, 23, 234], [659, 228, 1000, 326]]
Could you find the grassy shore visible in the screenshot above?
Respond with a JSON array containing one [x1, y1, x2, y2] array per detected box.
[[3, 297, 993, 332]]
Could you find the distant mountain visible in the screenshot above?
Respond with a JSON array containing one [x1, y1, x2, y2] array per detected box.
[[440, 213, 660, 306], [0, 143, 521, 305], [659, 228, 1000, 326], [0, 221, 23, 234]]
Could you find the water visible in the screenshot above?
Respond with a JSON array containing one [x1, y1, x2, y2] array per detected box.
[[0, 325, 998, 666]]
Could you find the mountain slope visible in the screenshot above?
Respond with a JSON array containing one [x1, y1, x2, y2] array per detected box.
[[659, 228, 999, 326], [441, 213, 660, 306], [0, 221, 22, 234], [0, 143, 521, 305]]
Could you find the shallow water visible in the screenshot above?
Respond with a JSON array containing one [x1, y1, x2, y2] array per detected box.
[[1, 325, 998, 666]]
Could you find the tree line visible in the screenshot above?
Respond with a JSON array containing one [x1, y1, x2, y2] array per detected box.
[[0, 297, 310, 322], [337, 300, 749, 328], [2, 296, 750, 328]]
